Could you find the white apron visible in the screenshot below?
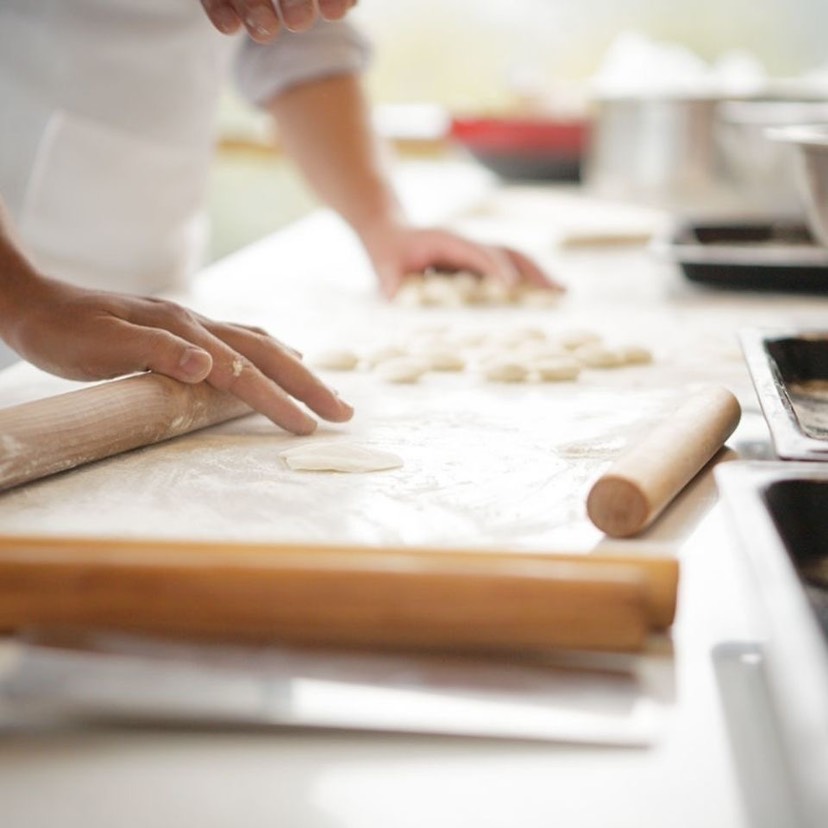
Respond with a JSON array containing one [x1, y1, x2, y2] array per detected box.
[[0, 0, 234, 294]]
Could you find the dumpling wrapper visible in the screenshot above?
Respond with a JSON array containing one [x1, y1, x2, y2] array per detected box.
[[280, 442, 404, 473]]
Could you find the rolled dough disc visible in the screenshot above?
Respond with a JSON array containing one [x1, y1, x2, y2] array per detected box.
[[280, 442, 404, 473]]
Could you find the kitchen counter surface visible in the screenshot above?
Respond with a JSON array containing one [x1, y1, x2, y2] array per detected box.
[[0, 162, 825, 827]]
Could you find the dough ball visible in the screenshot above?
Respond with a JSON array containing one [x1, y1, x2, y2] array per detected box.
[[573, 344, 624, 368], [555, 330, 603, 351], [482, 359, 530, 383], [361, 344, 407, 367], [420, 348, 467, 372], [532, 356, 582, 382], [421, 274, 466, 307], [280, 442, 403, 473], [477, 276, 517, 306], [310, 348, 360, 371], [393, 276, 427, 307], [618, 344, 654, 365], [516, 286, 563, 308], [374, 357, 429, 383], [393, 270, 551, 308], [451, 270, 480, 305]]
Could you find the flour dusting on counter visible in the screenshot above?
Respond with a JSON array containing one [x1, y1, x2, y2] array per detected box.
[[280, 442, 404, 473]]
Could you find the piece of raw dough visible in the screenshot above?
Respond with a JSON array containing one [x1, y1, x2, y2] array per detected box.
[[556, 330, 603, 350], [573, 344, 624, 368], [532, 356, 582, 382], [476, 276, 516, 306], [421, 275, 466, 307], [280, 442, 404, 473], [374, 357, 429, 383], [618, 344, 654, 365], [420, 348, 466, 372], [394, 278, 427, 307], [516, 287, 563, 308], [311, 349, 360, 371], [394, 271, 530, 308], [361, 344, 407, 367], [482, 359, 530, 383]]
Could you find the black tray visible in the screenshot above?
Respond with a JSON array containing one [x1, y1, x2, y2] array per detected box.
[[671, 220, 828, 292], [717, 462, 828, 828], [740, 328, 828, 460]]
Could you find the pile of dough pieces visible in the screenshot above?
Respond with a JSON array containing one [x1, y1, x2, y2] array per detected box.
[[394, 271, 561, 308], [311, 326, 652, 385]]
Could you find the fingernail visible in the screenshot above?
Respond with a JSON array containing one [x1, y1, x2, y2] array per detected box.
[[318, 0, 348, 19], [179, 348, 212, 380], [279, 0, 316, 30], [213, 7, 240, 33], [294, 417, 318, 436], [246, 7, 279, 39]]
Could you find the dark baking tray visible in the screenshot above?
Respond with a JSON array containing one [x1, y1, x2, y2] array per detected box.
[[717, 462, 828, 828], [671, 220, 828, 292], [741, 328, 828, 460]]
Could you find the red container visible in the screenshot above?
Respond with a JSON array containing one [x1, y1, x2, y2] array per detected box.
[[449, 115, 590, 181]]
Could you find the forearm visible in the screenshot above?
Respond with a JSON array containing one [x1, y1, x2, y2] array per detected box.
[[266, 72, 560, 299], [266, 73, 406, 248]]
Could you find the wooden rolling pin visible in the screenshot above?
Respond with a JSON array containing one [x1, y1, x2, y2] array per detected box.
[[0, 535, 671, 654], [0, 374, 250, 492], [0, 535, 680, 631], [587, 386, 741, 538]]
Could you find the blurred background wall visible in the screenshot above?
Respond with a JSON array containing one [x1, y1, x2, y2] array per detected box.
[[354, 0, 826, 108], [208, 0, 828, 262]]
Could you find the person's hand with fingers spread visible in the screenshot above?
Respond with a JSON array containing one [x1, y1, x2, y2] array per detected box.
[[0, 214, 353, 435], [360, 221, 560, 300], [200, 0, 356, 41], [266, 74, 564, 301]]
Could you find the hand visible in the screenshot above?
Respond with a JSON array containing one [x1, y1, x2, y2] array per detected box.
[[200, 0, 356, 42], [361, 223, 564, 300], [4, 275, 353, 435]]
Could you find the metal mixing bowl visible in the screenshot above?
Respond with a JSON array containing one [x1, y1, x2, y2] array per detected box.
[[717, 100, 828, 217], [769, 125, 828, 246]]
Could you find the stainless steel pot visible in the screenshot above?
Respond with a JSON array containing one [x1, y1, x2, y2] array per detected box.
[[584, 93, 737, 213]]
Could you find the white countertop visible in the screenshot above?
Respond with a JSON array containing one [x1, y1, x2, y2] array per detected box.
[[0, 162, 825, 827]]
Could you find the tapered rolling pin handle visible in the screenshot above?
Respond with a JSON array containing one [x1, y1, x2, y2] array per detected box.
[[0, 374, 250, 492], [586, 386, 741, 538]]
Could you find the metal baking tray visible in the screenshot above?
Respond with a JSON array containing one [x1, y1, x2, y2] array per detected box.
[[741, 327, 828, 460], [717, 461, 828, 828], [671, 220, 828, 293]]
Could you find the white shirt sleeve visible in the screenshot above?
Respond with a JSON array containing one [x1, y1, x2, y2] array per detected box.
[[232, 20, 372, 108]]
